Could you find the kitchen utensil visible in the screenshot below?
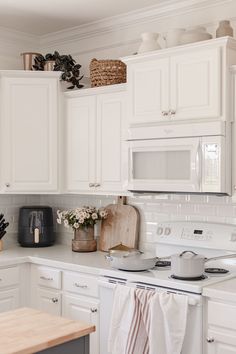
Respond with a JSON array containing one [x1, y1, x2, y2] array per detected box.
[[106, 251, 170, 271], [171, 250, 236, 278], [106, 252, 157, 271], [180, 26, 212, 45], [99, 196, 139, 252]]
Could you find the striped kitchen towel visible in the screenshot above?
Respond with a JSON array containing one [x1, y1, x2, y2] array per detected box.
[[108, 285, 188, 354]]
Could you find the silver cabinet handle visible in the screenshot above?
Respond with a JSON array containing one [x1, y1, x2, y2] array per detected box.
[[89, 183, 95, 187], [206, 337, 214, 343], [169, 109, 176, 116], [90, 308, 97, 313], [51, 298, 58, 303], [94, 183, 101, 187], [162, 111, 168, 117], [5, 183, 10, 188], [40, 276, 53, 281], [74, 282, 88, 289]]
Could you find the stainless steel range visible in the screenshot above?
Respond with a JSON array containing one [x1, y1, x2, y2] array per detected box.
[[99, 221, 236, 354]]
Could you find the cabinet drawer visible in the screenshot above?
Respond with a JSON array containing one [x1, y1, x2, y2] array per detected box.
[[208, 301, 236, 330], [0, 267, 19, 288], [36, 266, 61, 290], [63, 272, 98, 297]]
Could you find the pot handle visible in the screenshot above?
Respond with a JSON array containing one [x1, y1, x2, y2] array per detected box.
[[180, 250, 198, 257]]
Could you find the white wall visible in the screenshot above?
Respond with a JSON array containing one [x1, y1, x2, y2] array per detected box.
[[39, 0, 236, 78]]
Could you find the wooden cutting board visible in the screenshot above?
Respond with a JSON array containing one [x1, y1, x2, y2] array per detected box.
[[99, 196, 139, 251]]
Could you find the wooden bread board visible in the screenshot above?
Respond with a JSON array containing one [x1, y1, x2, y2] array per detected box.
[[99, 196, 139, 251]]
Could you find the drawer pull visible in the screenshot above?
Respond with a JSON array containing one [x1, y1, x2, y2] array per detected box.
[[90, 308, 97, 313], [40, 276, 53, 281], [206, 337, 214, 343], [51, 298, 58, 303], [74, 282, 88, 289], [89, 183, 95, 187], [162, 111, 168, 117]]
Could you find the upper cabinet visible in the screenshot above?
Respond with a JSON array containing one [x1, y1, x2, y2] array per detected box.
[[0, 71, 60, 193], [123, 37, 236, 133], [65, 84, 127, 194]]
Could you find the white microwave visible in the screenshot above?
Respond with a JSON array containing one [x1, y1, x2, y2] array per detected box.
[[128, 136, 231, 195]]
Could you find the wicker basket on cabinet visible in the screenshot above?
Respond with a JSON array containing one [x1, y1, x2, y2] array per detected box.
[[89, 58, 126, 87]]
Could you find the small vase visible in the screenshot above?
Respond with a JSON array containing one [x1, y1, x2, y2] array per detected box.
[[72, 226, 97, 252], [216, 20, 234, 38], [44, 60, 56, 71], [21, 52, 41, 70], [138, 32, 160, 54]]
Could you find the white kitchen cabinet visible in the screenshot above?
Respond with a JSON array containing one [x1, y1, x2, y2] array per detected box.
[[203, 279, 236, 354], [0, 289, 19, 313], [0, 71, 60, 193], [65, 84, 127, 194], [62, 294, 99, 354], [123, 37, 236, 130], [36, 288, 61, 316]]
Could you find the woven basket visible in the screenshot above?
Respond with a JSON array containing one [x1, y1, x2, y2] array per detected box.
[[90, 58, 126, 88]]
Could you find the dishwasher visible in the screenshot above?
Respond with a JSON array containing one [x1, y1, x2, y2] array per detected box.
[[98, 275, 203, 354]]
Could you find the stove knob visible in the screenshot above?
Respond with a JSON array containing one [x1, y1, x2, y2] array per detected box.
[[164, 227, 171, 235], [206, 337, 214, 343], [157, 227, 164, 235]]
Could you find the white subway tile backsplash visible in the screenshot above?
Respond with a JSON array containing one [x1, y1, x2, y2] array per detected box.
[[2, 192, 236, 249]]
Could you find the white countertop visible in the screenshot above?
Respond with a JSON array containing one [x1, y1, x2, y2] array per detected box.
[[1, 244, 236, 295], [203, 276, 236, 302], [0, 244, 110, 275]]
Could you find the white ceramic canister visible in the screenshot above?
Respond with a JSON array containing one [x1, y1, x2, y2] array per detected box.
[[138, 32, 160, 54], [164, 28, 185, 48], [180, 26, 212, 45]]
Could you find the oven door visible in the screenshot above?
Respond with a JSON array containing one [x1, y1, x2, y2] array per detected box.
[[128, 137, 201, 193]]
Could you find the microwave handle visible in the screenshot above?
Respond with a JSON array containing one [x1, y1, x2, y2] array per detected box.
[[195, 142, 201, 191]]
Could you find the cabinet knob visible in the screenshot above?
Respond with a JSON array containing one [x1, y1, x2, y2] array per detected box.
[[51, 298, 58, 303], [90, 308, 97, 313], [5, 183, 10, 188], [162, 111, 169, 117], [206, 337, 214, 343], [94, 183, 101, 187], [234, 185, 236, 190], [169, 109, 176, 116], [89, 183, 95, 187]]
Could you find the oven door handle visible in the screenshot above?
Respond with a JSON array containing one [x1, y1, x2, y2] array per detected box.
[[98, 280, 120, 289]]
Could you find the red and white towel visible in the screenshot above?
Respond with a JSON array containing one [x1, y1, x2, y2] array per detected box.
[[108, 285, 188, 354]]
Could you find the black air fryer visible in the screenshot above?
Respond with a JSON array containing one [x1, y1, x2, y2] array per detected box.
[[18, 206, 54, 247]]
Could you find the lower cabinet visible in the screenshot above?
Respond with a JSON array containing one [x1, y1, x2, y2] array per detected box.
[[205, 299, 236, 353], [30, 265, 100, 354], [36, 288, 61, 316], [0, 288, 19, 312], [0, 266, 20, 313], [62, 294, 99, 354]]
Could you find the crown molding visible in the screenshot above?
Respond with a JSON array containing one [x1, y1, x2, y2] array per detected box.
[[40, 0, 234, 48], [0, 26, 39, 46]]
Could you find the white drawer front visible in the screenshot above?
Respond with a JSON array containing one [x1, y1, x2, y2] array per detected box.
[[208, 300, 236, 331], [63, 272, 98, 297], [36, 267, 61, 290], [0, 267, 19, 288]]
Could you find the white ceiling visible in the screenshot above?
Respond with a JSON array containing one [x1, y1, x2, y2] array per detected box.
[[0, 0, 163, 36]]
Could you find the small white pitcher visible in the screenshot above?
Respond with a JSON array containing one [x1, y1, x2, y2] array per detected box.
[[163, 28, 185, 48], [138, 32, 160, 54]]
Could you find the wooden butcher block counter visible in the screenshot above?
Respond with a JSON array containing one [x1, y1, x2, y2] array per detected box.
[[0, 307, 95, 354]]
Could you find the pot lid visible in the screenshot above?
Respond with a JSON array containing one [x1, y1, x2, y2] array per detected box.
[[173, 250, 205, 259]]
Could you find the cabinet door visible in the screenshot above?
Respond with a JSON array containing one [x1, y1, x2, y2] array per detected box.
[[66, 96, 96, 192], [170, 47, 221, 121], [36, 288, 61, 316], [1, 76, 59, 192], [96, 91, 128, 192], [206, 329, 236, 354], [127, 58, 169, 125], [0, 289, 19, 313], [62, 294, 99, 354]]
